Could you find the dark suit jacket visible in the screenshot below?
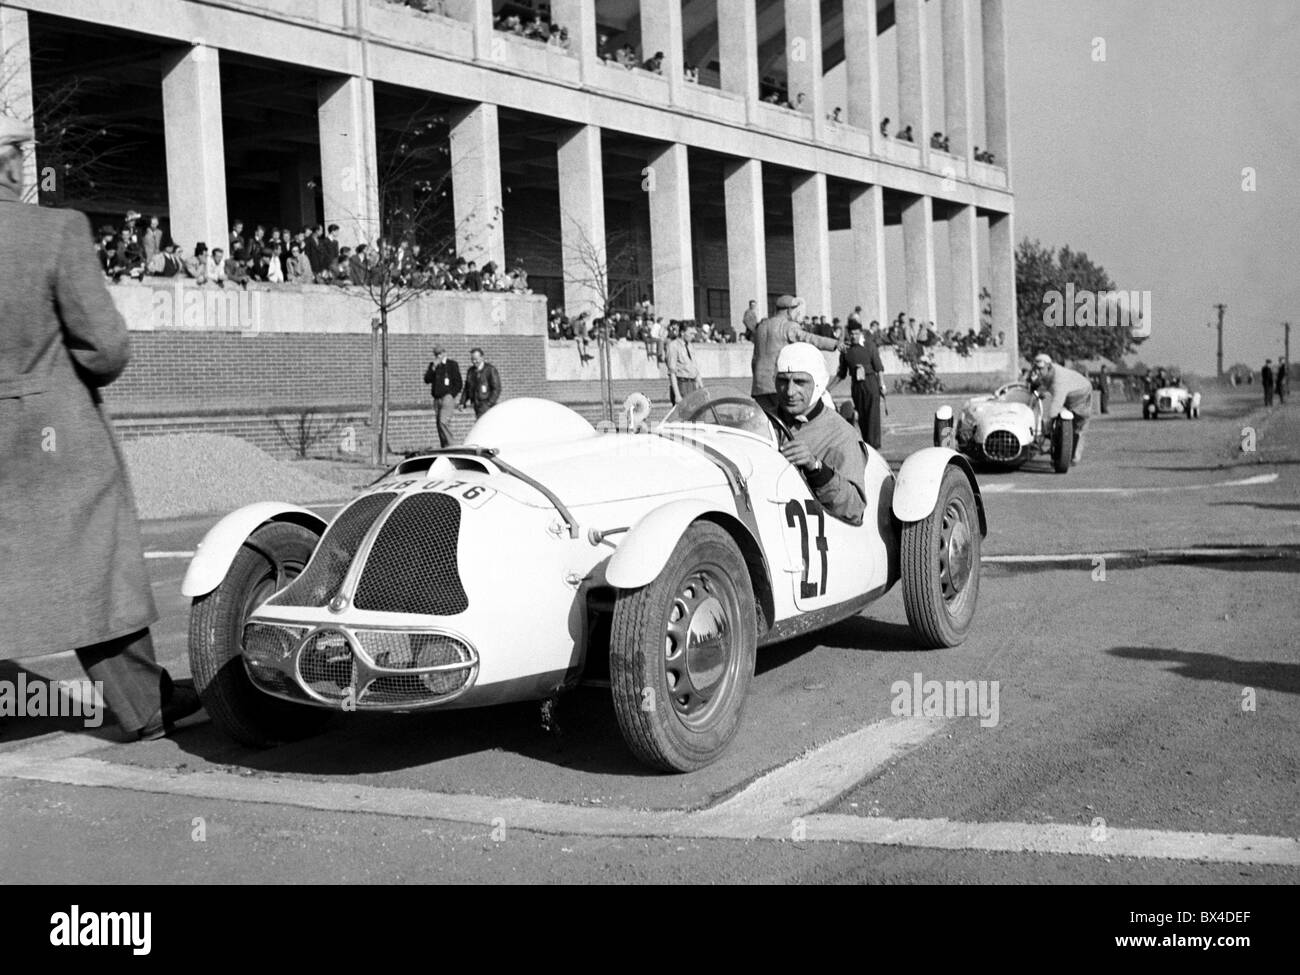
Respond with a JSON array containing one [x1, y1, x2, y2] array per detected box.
[[461, 362, 501, 409], [0, 189, 157, 658], [424, 358, 463, 399]]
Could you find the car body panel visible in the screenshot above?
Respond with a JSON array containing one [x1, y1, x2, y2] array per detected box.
[[182, 502, 329, 598]]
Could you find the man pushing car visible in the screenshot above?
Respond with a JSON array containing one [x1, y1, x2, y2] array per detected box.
[[1031, 352, 1093, 464], [773, 342, 867, 525]]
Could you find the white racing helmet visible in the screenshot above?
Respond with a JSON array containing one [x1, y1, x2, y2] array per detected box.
[[775, 341, 834, 420]]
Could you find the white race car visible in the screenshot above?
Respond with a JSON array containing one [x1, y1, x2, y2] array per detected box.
[[1143, 383, 1201, 419], [934, 381, 1075, 473], [184, 389, 986, 772]]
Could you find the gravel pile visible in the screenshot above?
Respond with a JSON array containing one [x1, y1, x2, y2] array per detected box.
[[123, 434, 352, 520]]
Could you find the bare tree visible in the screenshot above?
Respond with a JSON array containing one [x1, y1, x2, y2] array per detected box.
[[546, 216, 650, 423], [326, 104, 501, 463], [1, 41, 145, 206]]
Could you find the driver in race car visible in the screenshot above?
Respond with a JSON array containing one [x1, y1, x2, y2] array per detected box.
[[1031, 352, 1093, 464], [774, 343, 867, 525]]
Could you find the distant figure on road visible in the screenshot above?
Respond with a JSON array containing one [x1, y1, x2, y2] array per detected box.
[[1276, 360, 1288, 405], [833, 321, 885, 450], [423, 345, 462, 448], [1262, 359, 1274, 406], [0, 114, 199, 741]]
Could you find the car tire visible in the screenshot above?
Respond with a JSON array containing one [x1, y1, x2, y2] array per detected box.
[[900, 465, 981, 648], [1051, 416, 1073, 473], [188, 521, 335, 747], [610, 522, 757, 772]]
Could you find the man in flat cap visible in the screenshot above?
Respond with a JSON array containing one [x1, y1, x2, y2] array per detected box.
[[750, 294, 841, 413], [0, 115, 199, 739]]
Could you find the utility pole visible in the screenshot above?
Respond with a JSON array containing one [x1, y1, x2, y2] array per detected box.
[[1212, 303, 1226, 380], [1284, 321, 1291, 372]]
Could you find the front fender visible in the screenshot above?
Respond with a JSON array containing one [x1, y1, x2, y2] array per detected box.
[[181, 502, 329, 598], [605, 499, 754, 590], [892, 448, 987, 536]]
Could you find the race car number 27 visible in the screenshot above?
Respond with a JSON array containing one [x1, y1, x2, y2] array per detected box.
[[785, 499, 828, 598]]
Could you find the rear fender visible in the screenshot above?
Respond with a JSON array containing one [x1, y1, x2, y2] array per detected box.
[[891, 448, 987, 536], [181, 502, 329, 598]]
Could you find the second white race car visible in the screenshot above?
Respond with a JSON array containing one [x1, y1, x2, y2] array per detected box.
[[1143, 383, 1201, 419], [934, 380, 1076, 473]]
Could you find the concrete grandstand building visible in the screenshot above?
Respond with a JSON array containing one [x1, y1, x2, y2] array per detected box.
[[0, 0, 1016, 454]]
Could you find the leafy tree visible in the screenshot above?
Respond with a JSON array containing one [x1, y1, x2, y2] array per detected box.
[[1016, 239, 1147, 365]]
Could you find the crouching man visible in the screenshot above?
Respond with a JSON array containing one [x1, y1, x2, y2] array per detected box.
[[773, 343, 867, 525], [1031, 352, 1093, 464]]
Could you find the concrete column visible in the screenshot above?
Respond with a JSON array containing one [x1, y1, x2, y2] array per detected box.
[[843, 0, 882, 150], [448, 101, 505, 267], [641, 0, 684, 103], [318, 74, 379, 247], [988, 210, 1017, 374], [901, 193, 937, 327], [785, 0, 825, 140], [941, 0, 975, 162], [982, 0, 1010, 171], [791, 171, 831, 318], [556, 124, 606, 318], [848, 183, 888, 329], [161, 44, 228, 254], [551, 0, 596, 80], [718, 0, 759, 117], [895, 0, 931, 167], [646, 142, 694, 320], [278, 156, 318, 231], [444, 0, 493, 61], [948, 204, 980, 334], [0, 7, 37, 198], [723, 158, 768, 320]]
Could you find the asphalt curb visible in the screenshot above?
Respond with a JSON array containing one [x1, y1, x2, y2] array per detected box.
[[983, 544, 1300, 572]]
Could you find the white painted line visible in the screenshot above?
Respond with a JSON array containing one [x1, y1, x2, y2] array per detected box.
[[692, 717, 945, 837], [802, 814, 1300, 866], [145, 551, 196, 560], [983, 546, 1300, 566], [980, 472, 1278, 495]]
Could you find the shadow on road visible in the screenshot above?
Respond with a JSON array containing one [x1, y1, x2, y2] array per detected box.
[[0, 661, 126, 746], [757, 617, 925, 676], [1211, 500, 1300, 514], [1108, 646, 1300, 695]]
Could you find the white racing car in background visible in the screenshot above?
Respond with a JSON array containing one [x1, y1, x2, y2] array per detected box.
[[933, 380, 1076, 473], [183, 388, 987, 772], [1143, 382, 1201, 419]]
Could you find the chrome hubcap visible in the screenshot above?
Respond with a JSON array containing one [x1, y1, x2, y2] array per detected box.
[[939, 501, 973, 602], [664, 570, 735, 726]]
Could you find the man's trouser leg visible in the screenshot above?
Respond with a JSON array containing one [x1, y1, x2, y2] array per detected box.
[[854, 382, 882, 450], [1265, 386, 1273, 406], [1067, 390, 1092, 460], [435, 394, 455, 448], [75, 629, 167, 737]]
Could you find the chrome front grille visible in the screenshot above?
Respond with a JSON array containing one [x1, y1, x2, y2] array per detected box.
[[983, 429, 1022, 462], [241, 623, 477, 709], [353, 493, 468, 616], [271, 493, 396, 608]]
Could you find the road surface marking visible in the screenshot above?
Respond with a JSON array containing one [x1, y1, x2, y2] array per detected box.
[[692, 717, 944, 836], [144, 551, 196, 560], [983, 546, 1300, 566], [980, 472, 1278, 495], [1, 719, 1296, 865], [803, 815, 1300, 866]]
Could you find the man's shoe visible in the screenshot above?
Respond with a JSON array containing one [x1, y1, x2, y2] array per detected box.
[[137, 685, 203, 741]]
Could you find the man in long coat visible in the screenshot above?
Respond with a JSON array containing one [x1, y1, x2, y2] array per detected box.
[[0, 117, 197, 739]]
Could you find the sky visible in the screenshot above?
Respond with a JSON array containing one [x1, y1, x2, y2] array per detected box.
[[831, 0, 1300, 373]]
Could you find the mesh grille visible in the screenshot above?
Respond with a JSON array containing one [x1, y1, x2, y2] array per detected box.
[[296, 629, 356, 703], [271, 493, 395, 607], [357, 630, 474, 701], [983, 429, 1022, 462], [242, 624, 308, 699], [354, 494, 467, 616]]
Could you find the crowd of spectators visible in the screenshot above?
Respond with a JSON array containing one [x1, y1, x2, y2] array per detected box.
[[95, 211, 534, 295], [871, 312, 1004, 355], [493, 10, 571, 49]]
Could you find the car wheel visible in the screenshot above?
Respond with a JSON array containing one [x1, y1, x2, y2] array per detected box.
[[900, 466, 981, 648], [610, 523, 757, 772], [188, 521, 335, 747], [1051, 416, 1073, 473]]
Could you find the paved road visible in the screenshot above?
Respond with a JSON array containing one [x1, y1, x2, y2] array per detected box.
[[1, 388, 1296, 883]]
